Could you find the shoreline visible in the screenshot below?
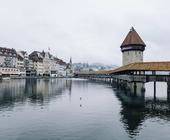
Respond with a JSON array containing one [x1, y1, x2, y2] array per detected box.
[[0, 76, 75, 80]]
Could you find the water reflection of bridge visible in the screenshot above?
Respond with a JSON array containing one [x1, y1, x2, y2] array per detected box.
[[0, 79, 72, 108], [115, 87, 170, 138]]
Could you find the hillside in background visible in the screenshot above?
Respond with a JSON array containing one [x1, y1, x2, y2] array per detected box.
[[73, 63, 118, 72]]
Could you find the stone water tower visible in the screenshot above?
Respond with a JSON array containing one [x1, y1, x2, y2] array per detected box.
[[121, 27, 146, 66]]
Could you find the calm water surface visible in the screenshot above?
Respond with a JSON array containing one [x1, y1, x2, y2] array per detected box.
[[0, 78, 170, 140]]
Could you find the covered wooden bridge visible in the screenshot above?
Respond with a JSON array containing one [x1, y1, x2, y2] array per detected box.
[[76, 61, 170, 77], [75, 61, 170, 99]]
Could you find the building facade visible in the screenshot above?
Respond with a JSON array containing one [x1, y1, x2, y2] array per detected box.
[[28, 51, 71, 77], [17, 51, 29, 76], [29, 51, 44, 76], [0, 47, 17, 68], [0, 47, 73, 77], [42, 51, 51, 76], [0, 47, 19, 76], [56, 59, 67, 77], [66, 58, 73, 77]]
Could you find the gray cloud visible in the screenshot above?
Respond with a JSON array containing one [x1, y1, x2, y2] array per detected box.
[[0, 0, 170, 65]]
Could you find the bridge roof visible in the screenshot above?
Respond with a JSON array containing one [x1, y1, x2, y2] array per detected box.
[[109, 62, 170, 74], [76, 62, 170, 76], [76, 70, 111, 75]]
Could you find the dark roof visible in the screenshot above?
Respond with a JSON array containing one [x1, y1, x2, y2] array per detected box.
[[52, 57, 66, 65], [20, 51, 27, 55], [17, 51, 27, 60], [41, 51, 53, 59], [121, 27, 146, 48], [56, 59, 67, 65], [0, 47, 17, 57], [29, 51, 43, 62], [17, 54, 24, 60]]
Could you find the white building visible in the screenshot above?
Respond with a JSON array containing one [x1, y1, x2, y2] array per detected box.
[[0, 47, 19, 76], [42, 51, 51, 76], [17, 51, 29, 76], [34, 61, 44, 76], [50, 57, 58, 77], [66, 58, 74, 77], [0, 47, 17, 68], [0, 67, 20, 76], [55, 59, 67, 77]]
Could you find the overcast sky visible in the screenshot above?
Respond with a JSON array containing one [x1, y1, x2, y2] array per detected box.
[[0, 0, 170, 65]]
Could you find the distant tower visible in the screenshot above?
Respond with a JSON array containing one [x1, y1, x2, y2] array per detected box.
[[66, 57, 73, 77], [69, 57, 72, 66], [120, 27, 146, 66]]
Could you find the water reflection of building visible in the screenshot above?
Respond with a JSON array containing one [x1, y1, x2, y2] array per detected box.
[[0, 79, 26, 109], [25, 78, 72, 104], [114, 87, 170, 139], [0, 79, 72, 109]]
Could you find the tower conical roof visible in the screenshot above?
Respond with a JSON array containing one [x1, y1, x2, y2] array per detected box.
[[121, 27, 146, 48]]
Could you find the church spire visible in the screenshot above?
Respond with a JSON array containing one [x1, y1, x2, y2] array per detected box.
[[130, 26, 135, 31], [69, 57, 72, 64]]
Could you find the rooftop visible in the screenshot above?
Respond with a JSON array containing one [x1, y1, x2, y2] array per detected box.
[[121, 27, 146, 48], [109, 62, 170, 74], [0, 47, 17, 57]]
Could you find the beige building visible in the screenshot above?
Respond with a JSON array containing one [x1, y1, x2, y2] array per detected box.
[[17, 51, 29, 76], [29, 51, 44, 76], [42, 51, 51, 76]]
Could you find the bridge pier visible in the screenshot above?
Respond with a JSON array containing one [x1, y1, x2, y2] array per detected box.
[[127, 82, 145, 97], [154, 81, 156, 101], [134, 82, 137, 96], [109, 78, 112, 84], [116, 79, 120, 89], [167, 82, 170, 101]]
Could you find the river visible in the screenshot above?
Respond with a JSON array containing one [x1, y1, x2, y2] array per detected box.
[[0, 78, 170, 140]]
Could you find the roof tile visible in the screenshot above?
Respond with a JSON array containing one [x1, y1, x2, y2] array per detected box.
[[121, 27, 146, 47]]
